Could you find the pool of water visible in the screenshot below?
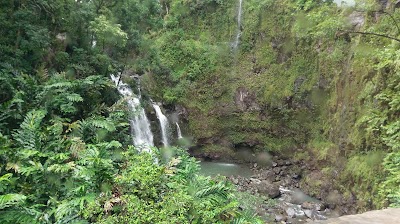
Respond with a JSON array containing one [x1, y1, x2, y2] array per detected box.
[[199, 161, 253, 178]]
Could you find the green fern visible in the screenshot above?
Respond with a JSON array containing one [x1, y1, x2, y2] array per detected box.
[[89, 118, 116, 132], [52, 194, 96, 223], [0, 207, 41, 224], [230, 210, 263, 224], [0, 174, 11, 193], [13, 110, 47, 150], [66, 93, 84, 103], [45, 81, 75, 90], [195, 182, 230, 200], [0, 193, 26, 209]]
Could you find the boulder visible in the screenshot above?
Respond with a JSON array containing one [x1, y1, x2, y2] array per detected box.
[[256, 180, 280, 198]]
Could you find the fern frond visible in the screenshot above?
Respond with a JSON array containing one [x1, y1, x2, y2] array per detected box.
[[0, 193, 26, 209], [89, 118, 116, 132], [53, 194, 96, 223], [69, 137, 86, 158], [47, 161, 76, 174], [13, 110, 47, 150], [0, 207, 41, 224], [36, 66, 48, 83], [45, 81, 74, 90], [0, 173, 12, 184], [19, 161, 44, 176], [195, 182, 229, 201], [96, 141, 122, 150], [66, 93, 84, 103], [60, 102, 77, 114]]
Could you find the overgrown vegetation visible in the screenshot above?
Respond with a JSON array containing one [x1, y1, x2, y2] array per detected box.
[[2, 0, 400, 221]]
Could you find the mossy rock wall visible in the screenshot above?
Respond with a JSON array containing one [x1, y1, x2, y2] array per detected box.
[[145, 0, 400, 210]]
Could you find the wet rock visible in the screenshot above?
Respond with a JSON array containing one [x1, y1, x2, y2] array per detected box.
[[292, 174, 300, 179], [314, 213, 328, 221], [315, 203, 326, 211], [256, 180, 280, 198], [286, 207, 296, 218], [304, 209, 313, 219]]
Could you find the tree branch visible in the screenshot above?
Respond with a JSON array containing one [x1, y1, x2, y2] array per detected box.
[[341, 30, 400, 43], [354, 9, 400, 35]]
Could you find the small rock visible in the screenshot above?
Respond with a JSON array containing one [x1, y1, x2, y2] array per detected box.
[[275, 214, 287, 222], [232, 178, 239, 185], [315, 203, 326, 211], [286, 207, 296, 218], [301, 202, 314, 210], [250, 178, 261, 184], [253, 163, 258, 168], [304, 209, 313, 219], [314, 213, 327, 220], [272, 162, 278, 167], [292, 174, 300, 179]]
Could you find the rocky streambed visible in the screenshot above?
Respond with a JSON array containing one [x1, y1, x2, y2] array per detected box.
[[199, 157, 342, 223]]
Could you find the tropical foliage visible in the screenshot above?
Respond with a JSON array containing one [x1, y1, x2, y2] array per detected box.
[[2, 0, 400, 221]]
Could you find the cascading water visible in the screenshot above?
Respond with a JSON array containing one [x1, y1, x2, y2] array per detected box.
[[110, 74, 154, 152], [232, 0, 243, 50], [176, 122, 183, 139], [152, 103, 170, 147]]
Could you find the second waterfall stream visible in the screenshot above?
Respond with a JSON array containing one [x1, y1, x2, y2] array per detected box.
[[152, 103, 170, 147]]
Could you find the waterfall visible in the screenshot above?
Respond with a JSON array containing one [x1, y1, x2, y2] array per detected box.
[[176, 122, 183, 139], [152, 103, 170, 147], [110, 74, 154, 152], [232, 0, 243, 50]]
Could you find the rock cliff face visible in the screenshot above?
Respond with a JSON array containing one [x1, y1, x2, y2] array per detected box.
[[234, 87, 260, 112]]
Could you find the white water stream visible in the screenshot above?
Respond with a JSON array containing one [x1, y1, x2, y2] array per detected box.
[[110, 74, 154, 152], [232, 0, 243, 50], [176, 122, 183, 139], [152, 103, 170, 147]]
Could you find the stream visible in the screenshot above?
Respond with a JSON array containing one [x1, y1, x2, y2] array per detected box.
[[199, 160, 339, 223], [199, 161, 253, 178]]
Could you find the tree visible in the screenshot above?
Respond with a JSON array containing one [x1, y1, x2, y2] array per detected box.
[[90, 15, 128, 50]]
